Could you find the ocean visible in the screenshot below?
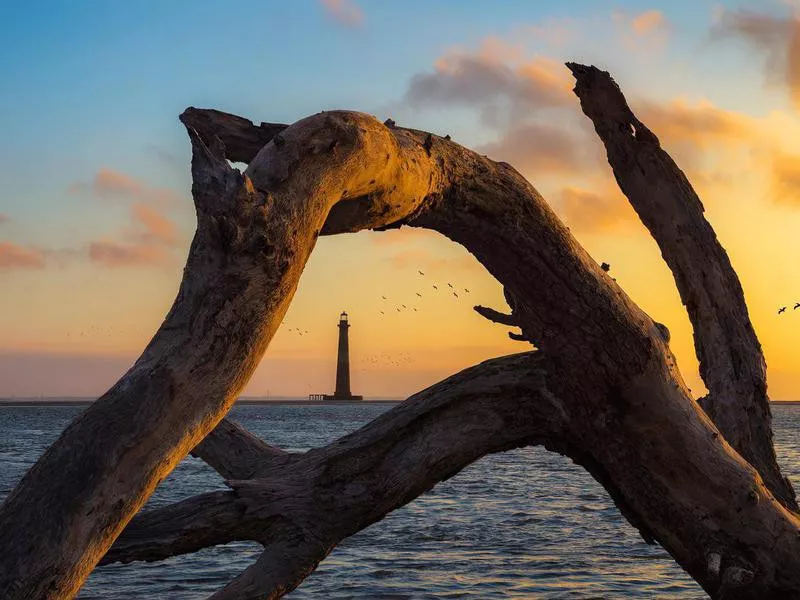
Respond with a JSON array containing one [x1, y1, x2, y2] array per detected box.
[[2, 402, 798, 599]]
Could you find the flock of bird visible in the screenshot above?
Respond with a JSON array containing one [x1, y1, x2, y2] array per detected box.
[[279, 269, 475, 368], [777, 303, 800, 315], [376, 270, 469, 316]]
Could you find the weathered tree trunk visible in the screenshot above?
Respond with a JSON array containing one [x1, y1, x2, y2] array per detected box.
[[567, 63, 795, 511], [0, 111, 439, 599], [1, 64, 798, 600]]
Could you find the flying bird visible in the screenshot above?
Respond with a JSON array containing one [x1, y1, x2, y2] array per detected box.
[[381, 296, 387, 300], [601, 262, 611, 272], [448, 283, 453, 288], [779, 307, 787, 314], [453, 292, 459, 298], [433, 285, 438, 290], [794, 303, 800, 310], [416, 293, 422, 297], [418, 270, 424, 275], [464, 288, 470, 293]]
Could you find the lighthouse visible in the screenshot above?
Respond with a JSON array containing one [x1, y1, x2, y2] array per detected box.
[[334, 311, 353, 398], [310, 311, 363, 402]]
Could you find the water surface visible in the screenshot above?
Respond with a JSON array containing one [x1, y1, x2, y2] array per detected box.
[[2, 402, 798, 598]]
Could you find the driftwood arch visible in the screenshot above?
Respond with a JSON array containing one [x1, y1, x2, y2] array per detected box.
[[1, 64, 799, 600]]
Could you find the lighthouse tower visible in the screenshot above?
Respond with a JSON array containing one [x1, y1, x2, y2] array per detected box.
[[312, 311, 363, 402]]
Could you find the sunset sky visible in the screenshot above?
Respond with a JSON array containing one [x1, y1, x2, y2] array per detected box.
[[1, 0, 799, 399]]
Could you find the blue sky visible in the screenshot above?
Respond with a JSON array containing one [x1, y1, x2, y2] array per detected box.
[[2, 0, 800, 398]]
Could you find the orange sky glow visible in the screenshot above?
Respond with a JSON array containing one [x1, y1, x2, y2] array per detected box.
[[1, 3, 799, 400]]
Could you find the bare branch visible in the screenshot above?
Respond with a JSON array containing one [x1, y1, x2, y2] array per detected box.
[[567, 62, 795, 510], [192, 418, 289, 480], [473, 304, 518, 326], [181, 107, 288, 164]]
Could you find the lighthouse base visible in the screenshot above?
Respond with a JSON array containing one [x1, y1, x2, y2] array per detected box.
[[323, 394, 363, 402], [307, 393, 364, 402]]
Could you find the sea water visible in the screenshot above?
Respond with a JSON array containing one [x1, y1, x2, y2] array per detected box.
[[2, 402, 798, 598]]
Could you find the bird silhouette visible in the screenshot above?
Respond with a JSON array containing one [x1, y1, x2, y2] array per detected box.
[[433, 285, 438, 290], [402, 304, 407, 309], [464, 288, 470, 293], [416, 292, 422, 297], [381, 296, 387, 300], [418, 270, 424, 275], [453, 292, 459, 298], [448, 283, 453, 288], [779, 307, 787, 314], [601, 262, 611, 272], [380, 311, 385, 315], [795, 303, 800, 310]]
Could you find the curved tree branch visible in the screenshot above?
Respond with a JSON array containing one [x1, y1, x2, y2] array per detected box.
[[0, 110, 445, 599], [104, 93, 800, 600], [105, 352, 566, 596], [567, 63, 795, 510], [192, 418, 289, 480]]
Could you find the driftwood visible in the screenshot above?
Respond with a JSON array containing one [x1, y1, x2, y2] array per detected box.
[[0, 64, 798, 600]]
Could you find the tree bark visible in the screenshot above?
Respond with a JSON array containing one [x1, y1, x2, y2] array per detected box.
[[104, 352, 564, 598], [2, 64, 798, 600], [111, 89, 800, 598], [567, 62, 796, 510], [0, 110, 441, 599]]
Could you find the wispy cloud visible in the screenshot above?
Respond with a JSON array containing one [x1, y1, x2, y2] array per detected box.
[[713, 9, 800, 107], [613, 9, 671, 50], [90, 202, 180, 268], [405, 41, 572, 128], [0, 242, 46, 270], [478, 122, 589, 174], [320, 0, 364, 28], [557, 185, 638, 233], [89, 240, 170, 268], [68, 167, 182, 207]]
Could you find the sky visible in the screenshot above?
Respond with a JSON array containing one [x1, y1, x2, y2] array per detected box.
[[1, 0, 799, 399]]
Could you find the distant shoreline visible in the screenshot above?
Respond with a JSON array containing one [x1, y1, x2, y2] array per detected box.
[[0, 398, 797, 407], [0, 398, 402, 407]]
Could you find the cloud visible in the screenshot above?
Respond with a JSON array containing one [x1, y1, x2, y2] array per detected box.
[[320, 0, 363, 28], [90, 203, 180, 268], [557, 185, 638, 233], [478, 122, 589, 174], [613, 9, 671, 50], [631, 10, 668, 36], [130, 202, 178, 246], [0, 214, 9, 225], [68, 167, 182, 207], [89, 240, 169, 268], [0, 242, 46, 270], [404, 42, 572, 127], [638, 97, 756, 147], [714, 10, 800, 107]]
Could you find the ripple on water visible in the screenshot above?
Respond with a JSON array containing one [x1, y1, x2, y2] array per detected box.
[[3, 403, 795, 598]]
